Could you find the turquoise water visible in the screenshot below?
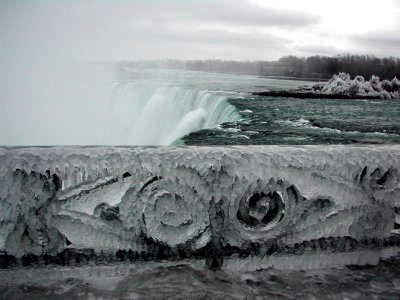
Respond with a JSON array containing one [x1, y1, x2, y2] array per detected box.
[[183, 96, 400, 145]]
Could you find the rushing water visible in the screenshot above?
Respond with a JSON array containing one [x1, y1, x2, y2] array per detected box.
[[84, 68, 314, 145], [85, 78, 241, 145], [184, 96, 400, 145]]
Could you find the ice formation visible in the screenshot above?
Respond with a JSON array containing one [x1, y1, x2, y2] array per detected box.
[[0, 146, 399, 270], [312, 73, 400, 99]]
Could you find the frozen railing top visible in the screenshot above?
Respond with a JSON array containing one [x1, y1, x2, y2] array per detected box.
[[0, 146, 399, 269]]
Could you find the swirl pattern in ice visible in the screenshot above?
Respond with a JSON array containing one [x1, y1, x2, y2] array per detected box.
[[0, 146, 399, 269]]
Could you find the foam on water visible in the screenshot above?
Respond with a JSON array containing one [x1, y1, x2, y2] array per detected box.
[[275, 118, 400, 137]]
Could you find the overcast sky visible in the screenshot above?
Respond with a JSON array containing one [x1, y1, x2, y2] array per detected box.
[[1, 0, 400, 62], [1, 0, 400, 145]]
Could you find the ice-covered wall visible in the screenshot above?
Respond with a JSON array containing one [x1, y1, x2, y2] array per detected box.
[[0, 146, 399, 268]]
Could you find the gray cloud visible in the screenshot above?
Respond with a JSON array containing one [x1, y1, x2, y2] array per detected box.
[[294, 44, 344, 57], [121, 26, 290, 60], [351, 31, 400, 57], [97, 0, 319, 28], [128, 23, 289, 49], [1, 0, 300, 62], [162, 0, 318, 28], [1, 0, 398, 63]]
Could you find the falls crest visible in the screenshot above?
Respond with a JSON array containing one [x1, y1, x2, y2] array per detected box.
[[86, 80, 241, 145]]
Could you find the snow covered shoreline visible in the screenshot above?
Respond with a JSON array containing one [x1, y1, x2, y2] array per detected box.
[[254, 73, 400, 99]]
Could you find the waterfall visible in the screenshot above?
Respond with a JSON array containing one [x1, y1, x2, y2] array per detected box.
[[85, 80, 241, 145]]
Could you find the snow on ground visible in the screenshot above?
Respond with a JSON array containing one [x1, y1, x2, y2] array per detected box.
[[311, 73, 400, 99]]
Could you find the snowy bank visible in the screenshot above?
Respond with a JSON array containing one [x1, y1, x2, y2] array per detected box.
[[254, 73, 400, 99], [311, 73, 400, 99]]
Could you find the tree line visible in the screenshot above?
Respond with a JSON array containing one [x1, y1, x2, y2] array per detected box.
[[278, 55, 400, 80], [119, 54, 400, 80]]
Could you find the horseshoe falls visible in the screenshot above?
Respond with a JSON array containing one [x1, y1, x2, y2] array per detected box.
[[1, 67, 246, 146], [85, 79, 241, 145]]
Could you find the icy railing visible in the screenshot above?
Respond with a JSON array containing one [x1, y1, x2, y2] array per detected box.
[[311, 73, 400, 99], [0, 146, 399, 269]]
